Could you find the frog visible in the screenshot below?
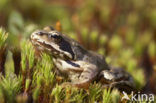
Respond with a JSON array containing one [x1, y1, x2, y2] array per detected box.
[[30, 26, 135, 92]]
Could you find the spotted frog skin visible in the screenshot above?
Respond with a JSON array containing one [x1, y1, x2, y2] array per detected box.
[[31, 26, 135, 92]]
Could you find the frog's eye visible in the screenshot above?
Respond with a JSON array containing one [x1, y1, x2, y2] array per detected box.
[[52, 35, 61, 39], [49, 34, 62, 43]]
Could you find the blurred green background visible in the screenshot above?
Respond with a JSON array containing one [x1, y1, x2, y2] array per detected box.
[[0, 0, 156, 95]]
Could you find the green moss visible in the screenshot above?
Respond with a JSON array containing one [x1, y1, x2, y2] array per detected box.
[[109, 35, 123, 51], [0, 28, 8, 48], [0, 0, 155, 102]]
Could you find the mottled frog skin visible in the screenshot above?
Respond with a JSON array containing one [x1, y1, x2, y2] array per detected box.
[[30, 26, 135, 92]]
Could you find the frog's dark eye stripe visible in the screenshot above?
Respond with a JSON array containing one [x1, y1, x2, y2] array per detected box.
[[59, 39, 75, 59], [66, 61, 80, 67]]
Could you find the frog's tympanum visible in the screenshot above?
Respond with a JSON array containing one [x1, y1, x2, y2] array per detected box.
[[31, 26, 135, 93]]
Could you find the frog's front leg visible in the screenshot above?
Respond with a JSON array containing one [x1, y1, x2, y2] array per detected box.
[[55, 59, 99, 88], [64, 64, 99, 89], [73, 64, 99, 88]]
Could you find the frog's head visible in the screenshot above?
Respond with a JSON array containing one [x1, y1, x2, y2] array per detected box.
[[31, 28, 76, 60]]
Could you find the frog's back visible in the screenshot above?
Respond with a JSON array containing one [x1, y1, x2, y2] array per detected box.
[[84, 51, 109, 70]]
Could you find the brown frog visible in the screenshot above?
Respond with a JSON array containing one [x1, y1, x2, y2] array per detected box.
[[30, 26, 135, 92]]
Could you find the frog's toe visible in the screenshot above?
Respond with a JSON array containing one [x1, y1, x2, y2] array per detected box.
[[61, 80, 90, 89], [61, 82, 73, 88], [72, 80, 91, 89]]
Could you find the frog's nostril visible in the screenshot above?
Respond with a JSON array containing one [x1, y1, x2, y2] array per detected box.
[[37, 31, 43, 35]]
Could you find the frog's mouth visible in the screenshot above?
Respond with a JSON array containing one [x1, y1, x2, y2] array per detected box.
[[31, 38, 75, 60]]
